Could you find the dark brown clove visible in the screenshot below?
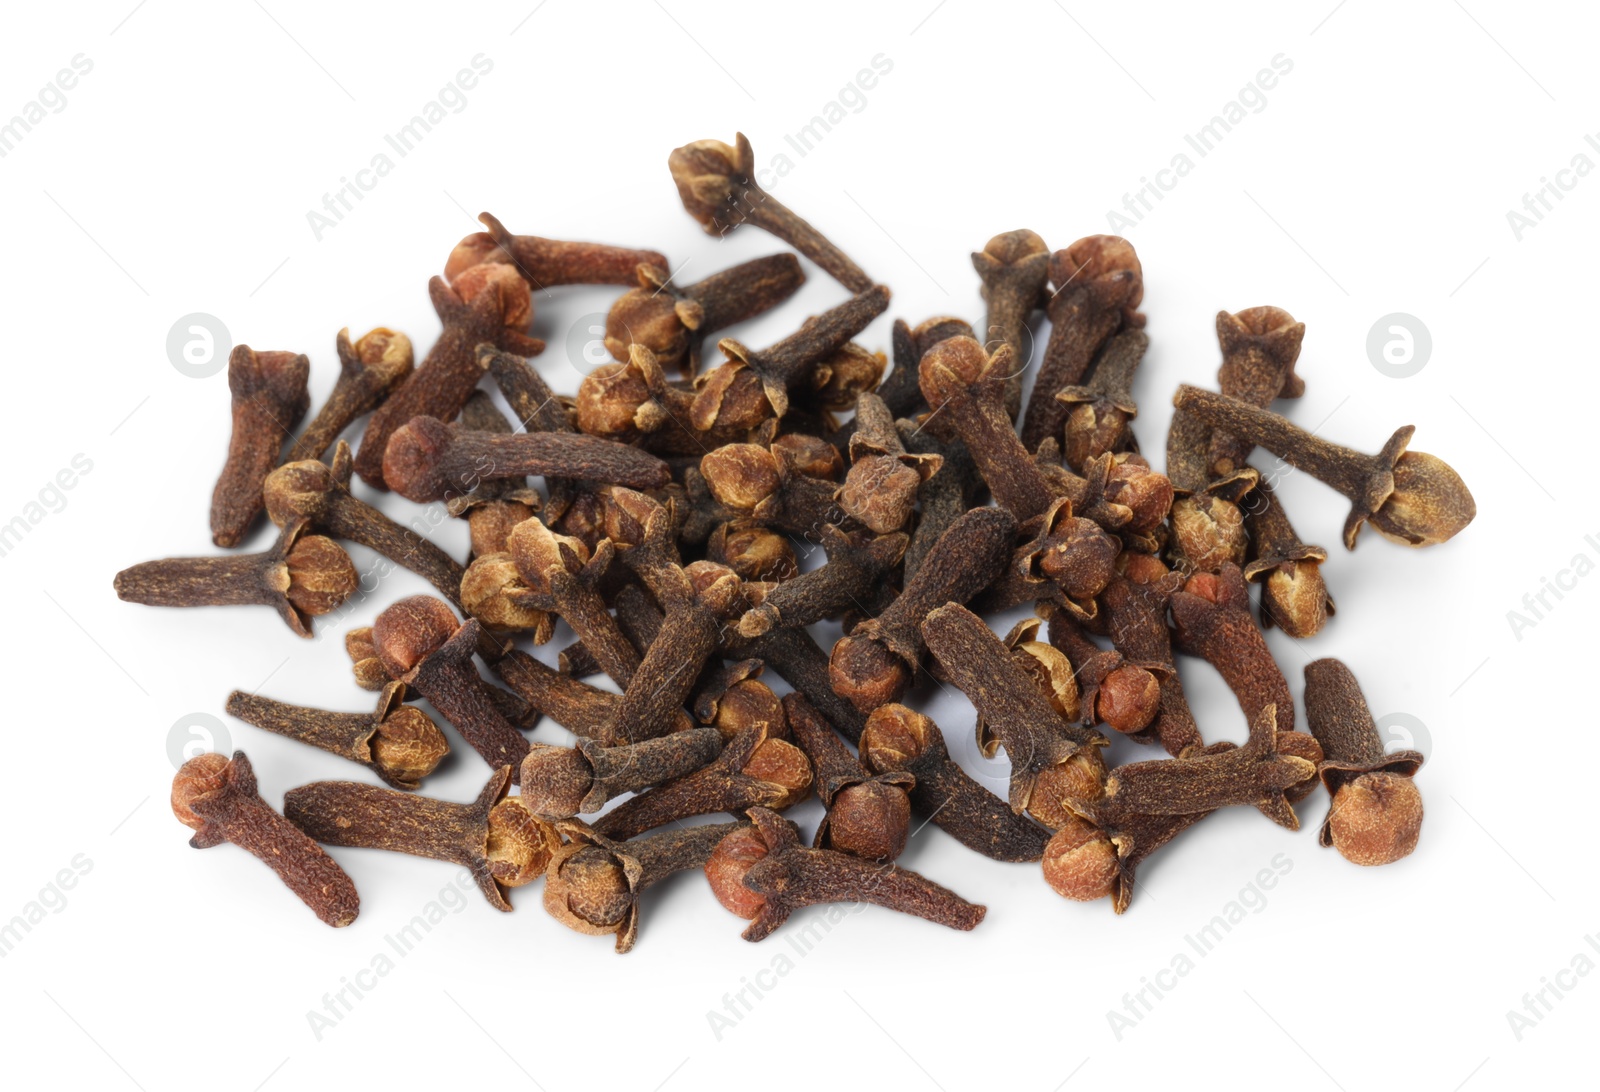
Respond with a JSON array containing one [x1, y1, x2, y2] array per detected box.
[[698, 441, 846, 537], [593, 721, 811, 841], [706, 518, 799, 583], [546, 818, 742, 953], [286, 328, 413, 465], [784, 692, 913, 863], [974, 497, 1120, 619], [1304, 658, 1424, 866], [728, 623, 869, 744], [1040, 604, 1162, 737], [224, 682, 447, 790], [706, 808, 985, 942], [447, 211, 668, 289], [506, 516, 639, 689], [693, 663, 790, 743], [1174, 385, 1476, 548], [173, 751, 359, 927], [264, 442, 470, 610], [861, 705, 1052, 862], [1096, 553, 1203, 756], [606, 255, 805, 378], [830, 506, 1017, 714], [1020, 236, 1144, 452], [1054, 327, 1149, 470], [737, 525, 905, 638], [518, 728, 725, 819], [354, 272, 542, 489], [211, 346, 310, 547], [669, 133, 874, 293], [1165, 407, 1251, 574], [450, 391, 544, 560], [479, 344, 572, 436], [1170, 564, 1295, 736], [371, 596, 531, 776], [692, 284, 890, 423], [383, 415, 669, 504], [114, 518, 356, 638], [1208, 306, 1306, 477], [284, 766, 556, 910], [1243, 473, 1334, 638], [491, 648, 626, 741], [921, 603, 1107, 822], [972, 229, 1050, 419], [836, 392, 941, 534]]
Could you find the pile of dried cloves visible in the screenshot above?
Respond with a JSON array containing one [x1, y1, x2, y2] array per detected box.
[[123, 132, 1473, 949]]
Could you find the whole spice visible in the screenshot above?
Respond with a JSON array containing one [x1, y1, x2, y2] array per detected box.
[[698, 442, 845, 537], [606, 254, 805, 377], [492, 648, 633, 741], [284, 766, 556, 910], [224, 682, 448, 790], [728, 623, 868, 744], [706, 518, 799, 583], [1304, 658, 1424, 866], [286, 328, 414, 465], [670, 133, 874, 293], [974, 497, 1120, 619], [692, 284, 891, 422], [1170, 564, 1295, 735], [210, 346, 310, 547], [354, 272, 542, 489], [972, 229, 1050, 419], [450, 391, 544, 560], [1039, 604, 1161, 737], [1165, 407, 1250, 574], [447, 210, 668, 289], [1208, 306, 1306, 477], [264, 442, 470, 611], [519, 728, 725, 819], [1054, 327, 1149, 470], [114, 518, 356, 637], [784, 692, 913, 862], [921, 603, 1107, 822], [861, 704, 1052, 862], [835, 392, 941, 534], [737, 525, 906, 638], [706, 807, 986, 942], [507, 516, 640, 689], [1096, 553, 1203, 756], [1020, 236, 1144, 452], [383, 415, 669, 504], [830, 506, 1017, 714], [1243, 473, 1334, 638], [693, 663, 789, 742], [371, 596, 531, 775], [173, 750, 359, 927], [1174, 385, 1476, 548], [593, 721, 811, 841], [900, 424, 980, 583], [871, 316, 975, 425], [545, 819, 742, 953], [479, 344, 572, 436]]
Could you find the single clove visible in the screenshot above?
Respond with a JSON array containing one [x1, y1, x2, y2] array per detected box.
[[835, 392, 941, 534], [1174, 385, 1476, 548], [1054, 327, 1149, 470], [114, 518, 356, 638], [506, 516, 640, 689], [286, 328, 414, 465], [697, 441, 846, 537], [1096, 553, 1203, 756], [1170, 564, 1295, 735], [669, 133, 874, 293], [1243, 473, 1334, 638], [173, 751, 359, 927], [447, 210, 668, 289], [224, 682, 448, 790], [284, 766, 556, 910], [737, 525, 905, 637], [705, 808, 986, 942], [1208, 306, 1306, 477], [784, 692, 913, 863], [972, 229, 1050, 419], [706, 518, 799, 583], [1165, 407, 1251, 574], [1304, 658, 1424, 866], [519, 729, 725, 819], [210, 346, 310, 547]]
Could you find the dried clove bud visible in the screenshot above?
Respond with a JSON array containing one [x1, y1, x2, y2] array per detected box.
[[836, 392, 941, 534], [173, 751, 359, 927], [546, 819, 742, 953], [861, 704, 1052, 863], [287, 328, 414, 465], [1304, 658, 1424, 866], [507, 516, 639, 689], [706, 808, 985, 941], [606, 255, 805, 377], [1243, 474, 1334, 638], [114, 519, 356, 638], [211, 346, 310, 547], [972, 229, 1050, 419], [1096, 553, 1202, 756], [698, 441, 845, 537], [593, 721, 811, 841], [670, 133, 874, 293], [224, 682, 447, 790], [519, 729, 725, 819], [492, 648, 628, 742], [1020, 236, 1144, 452], [737, 525, 905, 638], [1054, 328, 1148, 470], [830, 506, 1017, 714], [285, 766, 556, 910], [1165, 407, 1251, 573], [1174, 385, 1476, 548], [1208, 306, 1306, 477], [447, 211, 667, 289], [1040, 605, 1161, 737], [785, 692, 913, 863], [1171, 564, 1295, 736], [450, 391, 544, 560], [706, 518, 798, 583]]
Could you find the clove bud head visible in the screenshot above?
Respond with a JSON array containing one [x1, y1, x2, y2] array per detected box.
[[1259, 559, 1332, 639], [707, 521, 798, 583], [460, 553, 551, 635], [1105, 459, 1174, 536], [917, 335, 993, 408], [1097, 664, 1163, 735], [1327, 772, 1423, 866], [372, 596, 461, 677], [827, 781, 912, 863], [859, 704, 934, 770], [544, 844, 633, 933], [485, 797, 559, 887], [1041, 816, 1119, 902], [810, 344, 886, 410], [172, 752, 233, 831], [453, 262, 533, 330], [700, 444, 781, 511], [771, 433, 844, 481], [1367, 451, 1476, 547], [283, 533, 360, 617], [705, 822, 785, 919], [1168, 494, 1247, 573], [829, 633, 913, 715], [371, 705, 450, 785], [1027, 751, 1106, 831], [668, 138, 748, 233]]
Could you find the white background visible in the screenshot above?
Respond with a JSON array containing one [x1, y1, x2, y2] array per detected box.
[[0, 2, 1592, 1089]]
